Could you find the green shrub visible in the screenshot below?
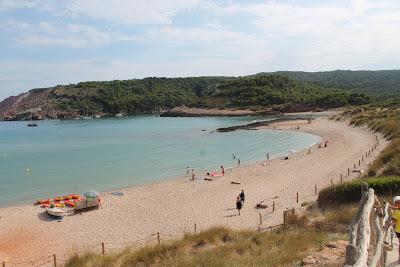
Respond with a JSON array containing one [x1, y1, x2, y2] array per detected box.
[[318, 176, 400, 207]]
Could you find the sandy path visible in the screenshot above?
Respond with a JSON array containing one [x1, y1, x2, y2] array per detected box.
[[0, 118, 387, 266]]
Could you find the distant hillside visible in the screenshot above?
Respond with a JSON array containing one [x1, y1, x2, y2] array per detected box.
[[256, 70, 400, 94], [0, 75, 371, 120]]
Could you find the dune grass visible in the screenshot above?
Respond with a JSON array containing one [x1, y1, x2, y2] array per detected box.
[[317, 176, 400, 207], [64, 224, 332, 267], [335, 107, 400, 176]]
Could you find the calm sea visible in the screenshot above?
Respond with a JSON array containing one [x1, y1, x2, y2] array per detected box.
[[0, 116, 321, 207]]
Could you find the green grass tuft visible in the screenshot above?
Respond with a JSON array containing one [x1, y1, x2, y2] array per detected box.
[[317, 176, 400, 207]]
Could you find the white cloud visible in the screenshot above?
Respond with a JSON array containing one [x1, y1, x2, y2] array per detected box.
[[0, 0, 35, 11], [142, 26, 258, 45], [202, 0, 400, 69], [1, 0, 400, 100], [0, 0, 201, 25], [64, 0, 200, 25], [0, 20, 135, 48]]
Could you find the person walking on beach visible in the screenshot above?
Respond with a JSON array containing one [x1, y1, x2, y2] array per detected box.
[[239, 190, 245, 205], [191, 169, 195, 181], [232, 154, 236, 161], [236, 196, 242, 215], [267, 153, 270, 161], [238, 158, 240, 167], [221, 165, 225, 176], [186, 166, 189, 177]]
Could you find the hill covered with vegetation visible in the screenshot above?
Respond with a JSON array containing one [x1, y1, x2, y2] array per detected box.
[[0, 75, 371, 120], [258, 70, 400, 95]]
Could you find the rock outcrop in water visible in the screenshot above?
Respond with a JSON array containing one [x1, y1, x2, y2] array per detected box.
[[215, 117, 311, 132]]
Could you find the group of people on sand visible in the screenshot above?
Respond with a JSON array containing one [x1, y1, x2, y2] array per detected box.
[[236, 190, 245, 215], [187, 165, 226, 181]]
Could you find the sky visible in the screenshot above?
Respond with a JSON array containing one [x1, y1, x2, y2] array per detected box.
[[0, 0, 399, 101]]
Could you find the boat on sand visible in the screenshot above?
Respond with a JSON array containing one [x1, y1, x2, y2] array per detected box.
[[46, 207, 68, 218]]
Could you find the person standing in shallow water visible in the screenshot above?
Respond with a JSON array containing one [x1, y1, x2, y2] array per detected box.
[[236, 196, 242, 215], [239, 190, 245, 205], [238, 158, 240, 167], [221, 165, 225, 176], [191, 169, 195, 181]]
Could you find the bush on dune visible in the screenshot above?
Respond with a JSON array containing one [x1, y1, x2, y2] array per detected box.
[[317, 176, 400, 208]]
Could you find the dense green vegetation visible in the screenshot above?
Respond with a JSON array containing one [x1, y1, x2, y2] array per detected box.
[[215, 75, 370, 110], [259, 70, 400, 95], [318, 176, 400, 207], [41, 75, 371, 116], [48, 77, 228, 115], [4, 70, 400, 118]]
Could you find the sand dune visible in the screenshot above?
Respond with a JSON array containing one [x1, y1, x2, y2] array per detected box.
[[0, 118, 387, 266]]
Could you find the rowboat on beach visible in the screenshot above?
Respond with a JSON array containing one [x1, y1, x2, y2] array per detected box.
[[46, 207, 69, 218]]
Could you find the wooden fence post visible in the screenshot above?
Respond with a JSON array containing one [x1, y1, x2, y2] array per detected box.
[[53, 254, 57, 267], [314, 185, 317, 195], [194, 223, 197, 235], [348, 168, 350, 175], [359, 159, 361, 166], [283, 211, 286, 226], [259, 213, 262, 225], [273, 201, 275, 212], [102, 242, 105, 255], [354, 163, 356, 169], [157, 232, 160, 245], [340, 174, 343, 183], [296, 192, 299, 203]]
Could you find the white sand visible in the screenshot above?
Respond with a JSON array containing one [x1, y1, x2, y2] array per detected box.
[[0, 118, 387, 266]]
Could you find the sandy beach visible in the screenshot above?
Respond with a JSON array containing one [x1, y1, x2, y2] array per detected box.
[[0, 117, 387, 266]]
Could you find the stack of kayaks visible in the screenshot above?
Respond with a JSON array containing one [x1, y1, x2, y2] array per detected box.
[[36, 194, 83, 208]]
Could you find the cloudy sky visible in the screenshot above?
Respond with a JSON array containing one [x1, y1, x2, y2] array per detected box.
[[0, 0, 399, 100]]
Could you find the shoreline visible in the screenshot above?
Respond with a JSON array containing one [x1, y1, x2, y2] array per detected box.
[[0, 127, 321, 209], [0, 119, 322, 209], [0, 117, 387, 265]]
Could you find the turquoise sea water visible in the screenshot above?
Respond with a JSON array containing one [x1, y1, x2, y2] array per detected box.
[[0, 116, 321, 207]]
